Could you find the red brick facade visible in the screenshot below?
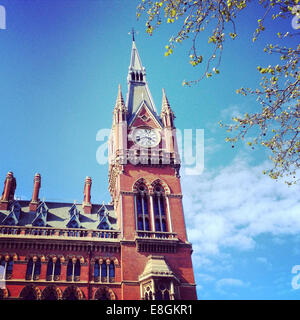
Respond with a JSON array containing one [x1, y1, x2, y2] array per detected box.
[[0, 40, 197, 300]]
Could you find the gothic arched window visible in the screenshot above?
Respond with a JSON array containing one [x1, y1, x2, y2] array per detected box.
[[94, 261, 100, 282], [46, 259, 53, 280], [94, 259, 115, 283], [153, 185, 168, 232], [101, 261, 107, 282], [155, 282, 171, 300], [26, 257, 41, 280], [47, 258, 61, 281], [135, 184, 150, 231], [109, 261, 115, 281], [0, 256, 13, 280], [67, 258, 80, 282], [54, 259, 61, 280]]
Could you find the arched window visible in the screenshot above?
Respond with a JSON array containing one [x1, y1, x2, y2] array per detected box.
[[46, 259, 53, 281], [140, 73, 143, 81], [26, 257, 41, 280], [135, 184, 150, 231], [94, 261, 100, 282], [47, 258, 61, 281], [155, 282, 171, 300], [136, 72, 139, 81], [94, 259, 115, 283], [34, 258, 41, 280], [101, 261, 107, 282], [131, 72, 135, 81], [0, 256, 13, 280], [109, 261, 115, 282], [153, 185, 168, 232], [25, 258, 33, 280], [74, 260, 80, 280], [66, 260, 73, 281], [66, 258, 80, 282], [54, 259, 61, 280], [144, 286, 153, 300]]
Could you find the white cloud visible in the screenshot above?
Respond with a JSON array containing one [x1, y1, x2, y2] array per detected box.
[[196, 273, 216, 282], [220, 104, 243, 120], [182, 153, 300, 260], [256, 257, 272, 270], [216, 278, 250, 294], [256, 257, 268, 264]]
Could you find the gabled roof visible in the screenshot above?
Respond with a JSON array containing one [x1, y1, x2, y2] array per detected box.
[[0, 200, 117, 230], [32, 201, 48, 227], [66, 212, 81, 229], [128, 99, 162, 129], [1, 201, 21, 226], [97, 204, 115, 230]]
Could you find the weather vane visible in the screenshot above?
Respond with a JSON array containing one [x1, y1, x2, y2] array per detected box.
[[128, 28, 138, 41]]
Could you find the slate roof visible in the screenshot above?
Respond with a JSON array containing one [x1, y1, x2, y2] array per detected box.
[[126, 40, 158, 120], [0, 200, 117, 231]]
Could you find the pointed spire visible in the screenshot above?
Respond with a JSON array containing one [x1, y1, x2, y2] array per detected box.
[[161, 88, 175, 128], [126, 40, 158, 118], [161, 88, 174, 115], [114, 84, 126, 112], [129, 41, 144, 73], [161, 88, 170, 110]]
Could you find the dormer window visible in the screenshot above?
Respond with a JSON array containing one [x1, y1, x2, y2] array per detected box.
[[67, 204, 81, 229]]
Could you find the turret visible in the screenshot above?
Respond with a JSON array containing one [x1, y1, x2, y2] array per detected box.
[[161, 88, 175, 129], [160, 89, 179, 162]]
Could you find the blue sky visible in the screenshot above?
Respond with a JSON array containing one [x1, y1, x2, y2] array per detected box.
[[0, 0, 299, 299]]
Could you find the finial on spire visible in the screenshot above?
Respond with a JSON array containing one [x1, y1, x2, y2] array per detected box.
[[128, 28, 138, 42]]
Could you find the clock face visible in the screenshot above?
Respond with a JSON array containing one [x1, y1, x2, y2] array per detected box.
[[133, 128, 160, 148]]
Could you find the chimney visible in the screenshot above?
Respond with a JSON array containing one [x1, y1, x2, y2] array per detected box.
[[0, 171, 16, 210], [83, 176, 92, 214], [29, 173, 41, 212]]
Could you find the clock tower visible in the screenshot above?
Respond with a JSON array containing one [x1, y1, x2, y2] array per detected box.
[[108, 39, 197, 300]]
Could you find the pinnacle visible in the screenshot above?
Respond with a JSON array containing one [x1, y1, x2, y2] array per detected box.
[[114, 84, 126, 112], [161, 88, 173, 115], [162, 88, 170, 108]]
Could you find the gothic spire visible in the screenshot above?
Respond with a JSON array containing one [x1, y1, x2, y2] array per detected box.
[[128, 39, 144, 75], [161, 88, 174, 115], [114, 84, 126, 113], [161, 88, 175, 128], [126, 39, 158, 120]]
